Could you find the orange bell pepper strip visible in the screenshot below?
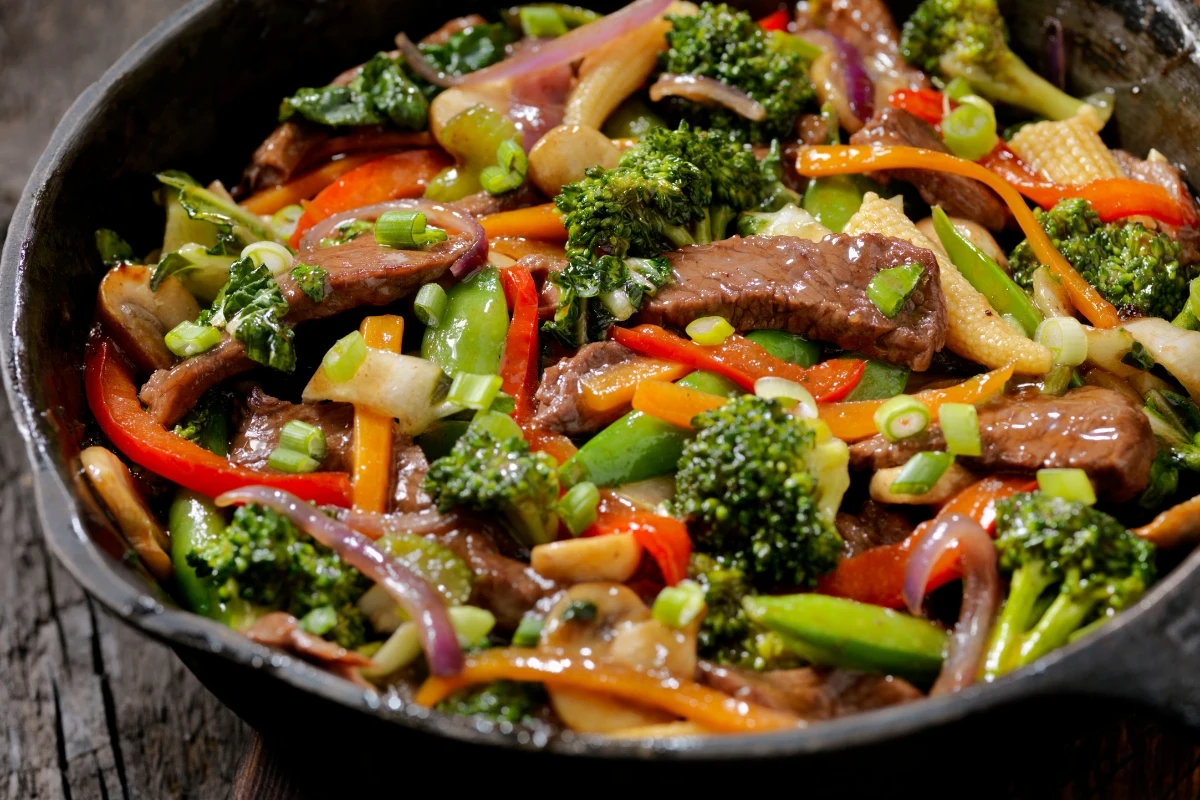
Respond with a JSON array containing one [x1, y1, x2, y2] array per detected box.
[[817, 475, 1036, 608], [818, 362, 1014, 441], [289, 150, 453, 248], [240, 153, 383, 216], [796, 145, 1122, 329], [351, 315, 405, 513], [414, 648, 800, 732], [84, 334, 352, 506], [498, 266, 540, 421], [631, 379, 726, 430], [609, 324, 865, 401], [586, 505, 693, 586], [580, 358, 691, 417], [479, 203, 569, 241]]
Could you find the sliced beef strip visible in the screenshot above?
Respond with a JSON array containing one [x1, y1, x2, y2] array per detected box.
[[532, 341, 638, 435], [1112, 149, 1200, 266], [448, 181, 545, 219], [836, 500, 916, 557], [850, 107, 1012, 232], [140, 233, 471, 425], [635, 233, 947, 370], [848, 386, 1156, 501], [242, 121, 329, 192], [698, 661, 922, 720], [228, 386, 355, 472], [391, 437, 432, 513]]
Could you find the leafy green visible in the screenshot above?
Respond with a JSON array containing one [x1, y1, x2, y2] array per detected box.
[[318, 218, 375, 248], [151, 244, 235, 301], [197, 257, 295, 371], [156, 171, 278, 253], [95, 229, 138, 266], [290, 263, 328, 303], [416, 23, 518, 94], [281, 52, 429, 129], [172, 389, 233, 456]]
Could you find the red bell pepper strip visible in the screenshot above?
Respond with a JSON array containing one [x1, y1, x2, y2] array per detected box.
[[522, 426, 578, 465], [608, 324, 864, 402], [587, 502, 692, 587], [817, 475, 1036, 608], [757, 8, 790, 31], [85, 335, 352, 506], [889, 88, 955, 128], [498, 266, 539, 421], [289, 149, 452, 248]]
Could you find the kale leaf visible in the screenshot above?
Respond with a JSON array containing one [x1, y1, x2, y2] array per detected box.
[[281, 52, 428, 129]]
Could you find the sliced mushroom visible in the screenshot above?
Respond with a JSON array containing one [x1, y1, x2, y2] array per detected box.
[[530, 533, 643, 584], [79, 446, 173, 580], [96, 265, 200, 372], [916, 215, 1009, 270], [528, 124, 622, 197], [429, 85, 512, 147], [870, 462, 978, 505]]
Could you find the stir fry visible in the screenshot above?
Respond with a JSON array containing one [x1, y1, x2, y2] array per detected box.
[[84, 0, 1200, 738]]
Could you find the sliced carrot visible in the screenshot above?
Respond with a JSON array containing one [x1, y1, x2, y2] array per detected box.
[[631, 380, 726, 430], [352, 315, 405, 513], [480, 203, 569, 241], [240, 153, 383, 216], [580, 357, 691, 416]]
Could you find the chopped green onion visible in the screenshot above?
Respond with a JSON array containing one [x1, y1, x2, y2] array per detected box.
[[479, 139, 528, 195], [557, 481, 600, 535], [754, 377, 817, 418], [1189, 276, 1200, 317], [270, 204, 305, 239], [1036, 316, 1088, 366], [297, 606, 337, 636], [450, 606, 497, 647], [490, 392, 517, 415], [414, 283, 448, 327], [867, 263, 924, 318], [374, 211, 449, 249], [1039, 364, 1073, 396], [321, 330, 367, 383], [511, 614, 544, 647], [267, 446, 320, 474], [685, 315, 735, 346], [279, 419, 327, 460], [519, 5, 568, 37], [873, 394, 931, 442], [470, 410, 524, 442], [651, 580, 706, 629], [941, 103, 998, 161], [164, 320, 222, 358], [240, 241, 294, 276], [1037, 468, 1097, 505], [890, 451, 955, 495], [448, 372, 504, 411], [938, 402, 981, 457], [942, 77, 974, 101]]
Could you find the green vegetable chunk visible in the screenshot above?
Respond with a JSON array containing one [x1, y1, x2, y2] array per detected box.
[[196, 256, 295, 372], [867, 263, 925, 318], [421, 265, 509, 376], [281, 52, 428, 130], [290, 263, 328, 303], [95, 229, 138, 266]]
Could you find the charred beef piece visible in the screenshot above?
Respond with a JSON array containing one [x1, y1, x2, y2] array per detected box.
[[849, 386, 1156, 501], [243, 121, 329, 192], [229, 387, 355, 472], [391, 438, 432, 513], [836, 500, 916, 557], [698, 661, 922, 719], [448, 181, 545, 219], [635, 233, 947, 370], [850, 107, 1011, 232], [533, 341, 638, 435], [1112, 149, 1200, 266], [140, 233, 471, 425]]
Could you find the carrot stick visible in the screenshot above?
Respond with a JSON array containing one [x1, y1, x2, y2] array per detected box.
[[240, 153, 383, 216], [631, 380, 726, 430], [480, 203, 568, 241], [352, 315, 405, 512]]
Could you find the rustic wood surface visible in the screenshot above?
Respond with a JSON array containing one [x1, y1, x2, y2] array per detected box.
[[3, 0, 1200, 797]]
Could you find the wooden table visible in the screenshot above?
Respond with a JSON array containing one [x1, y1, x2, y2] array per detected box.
[[3, 1, 1200, 797]]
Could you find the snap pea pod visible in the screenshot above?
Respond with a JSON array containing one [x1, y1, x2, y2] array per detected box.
[[602, 96, 666, 140], [744, 330, 822, 368], [844, 358, 910, 401], [931, 207, 1042, 338], [744, 594, 947, 684], [802, 175, 865, 233], [560, 371, 740, 488], [421, 266, 509, 376], [168, 491, 256, 626]]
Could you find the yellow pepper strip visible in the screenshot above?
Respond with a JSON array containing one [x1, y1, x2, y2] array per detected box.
[[581, 357, 692, 416], [352, 315, 404, 512], [414, 648, 802, 733], [795, 145, 1121, 329]]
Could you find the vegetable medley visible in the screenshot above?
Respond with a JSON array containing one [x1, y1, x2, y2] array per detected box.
[[84, 0, 1200, 738]]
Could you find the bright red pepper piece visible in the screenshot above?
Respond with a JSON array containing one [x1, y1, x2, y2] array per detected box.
[[498, 266, 540, 421], [889, 88, 955, 128], [757, 8, 790, 31], [587, 503, 692, 587]]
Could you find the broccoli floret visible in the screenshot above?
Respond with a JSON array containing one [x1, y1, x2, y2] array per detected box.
[[436, 680, 547, 724], [172, 389, 232, 456], [690, 554, 802, 671], [1140, 389, 1200, 508], [423, 420, 560, 547], [187, 504, 371, 648], [901, 0, 1105, 123], [983, 492, 1155, 677], [660, 3, 816, 142], [1010, 198, 1189, 320], [675, 395, 846, 589]]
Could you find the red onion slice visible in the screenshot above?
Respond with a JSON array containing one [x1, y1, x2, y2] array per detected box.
[[216, 487, 464, 676], [903, 513, 1000, 695], [299, 198, 488, 279], [649, 74, 768, 122], [828, 34, 875, 125], [1043, 18, 1066, 91]]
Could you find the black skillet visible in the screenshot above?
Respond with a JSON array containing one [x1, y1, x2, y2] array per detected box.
[[4, 0, 1200, 788]]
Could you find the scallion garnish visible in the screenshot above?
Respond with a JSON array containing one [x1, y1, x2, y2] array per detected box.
[[685, 315, 735, 346], [267, 446, 321, 474], [754, 376, 817, 418], [651, 580, 707, 629], [321, 330, 367, 383], [939, 402, 981, 457], [374, 211, 449, 249], [519, 5, 568, 37], [164, 320, 222, 358], [1036, 316, 1088, 366], [414, 282, 448, 327], [867, 262, 924, 318], [479, 139, 528, 195], [557, 481, 600, 536], [279, 419, 327, 461], [511, 614, 545, 647], [889, 451, 955, 495], [240, 240, 294, 276], [1037, 468, 1097, 505], [873, 394, 931, 442], [448, 372, 504, 410]]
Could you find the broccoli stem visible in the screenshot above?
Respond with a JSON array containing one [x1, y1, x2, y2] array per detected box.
[[982, 561, 1053, 678], [662, 224, 698, 248], [1014, 584, 1098, 668], [710, 205, 737, 241], [965, 55, 1090, 123]]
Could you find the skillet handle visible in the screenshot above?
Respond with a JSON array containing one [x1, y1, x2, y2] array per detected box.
[[1061, 561, 1200, 729]]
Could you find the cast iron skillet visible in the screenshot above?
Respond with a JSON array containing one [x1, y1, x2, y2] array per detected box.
[[4, 0, 1200, 783]]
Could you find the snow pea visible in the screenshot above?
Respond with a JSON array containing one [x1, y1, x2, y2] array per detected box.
[[802, 174, 865, 233], [421, 266, 509, 376], [744, 330, 822, 367], [561, 371, 740, 488]]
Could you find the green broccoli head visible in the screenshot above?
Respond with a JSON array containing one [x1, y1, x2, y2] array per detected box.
[[423, 424, 560, 548], [1010, 198, 1189, 320], [660, 3, 815, 142], [690, 553, 802, 671], [901, 0, 1101, 123], [984, 492, 1155, 676], [187, 504, 371, 648], [675, 395, 844, 589], [436, 680, 548, 724]]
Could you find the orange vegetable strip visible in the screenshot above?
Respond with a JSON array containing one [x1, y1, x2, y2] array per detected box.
[[631, 380, 727, 430], [480, 203, 569, 241], [795, 145, 1121, 328], [240, 153, 383, 216], [1135, 494, 1200, 549], [580, 357, 692, 415], [352, 315, 405, 513], [522, 425, 579, 465], [413, 649, 801, 733]]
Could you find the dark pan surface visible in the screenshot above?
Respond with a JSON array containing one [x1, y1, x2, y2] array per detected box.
[[5, 0, 1200, 766]]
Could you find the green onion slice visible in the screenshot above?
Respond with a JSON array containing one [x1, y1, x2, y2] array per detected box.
[[1036, 316, 1088, 366], [754, 376, 817, 419], [414, 283, 448, 327], [890, 451, 955, 495], [374, 211, 449, 249], [867, 263, 924, 318], [685, 315, 735, 346], [873, 394, 931, 442], [651, 580, 707, 629], [938, 402, 981, 457], [557, 481, 600, 536], [448, 372, 504, 411], [164, 321, 222, 358], [322, 330, 367, 383], [511, 614, 545, 647], [240, 241, 294, 276], [279, 419, 327, 461], [267, 447, 320, 474], [519, 5, 568, 37], [1037, 468, 1097, 505], [941, 103, 998, 162], [1039, 364, 1073, 396]]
